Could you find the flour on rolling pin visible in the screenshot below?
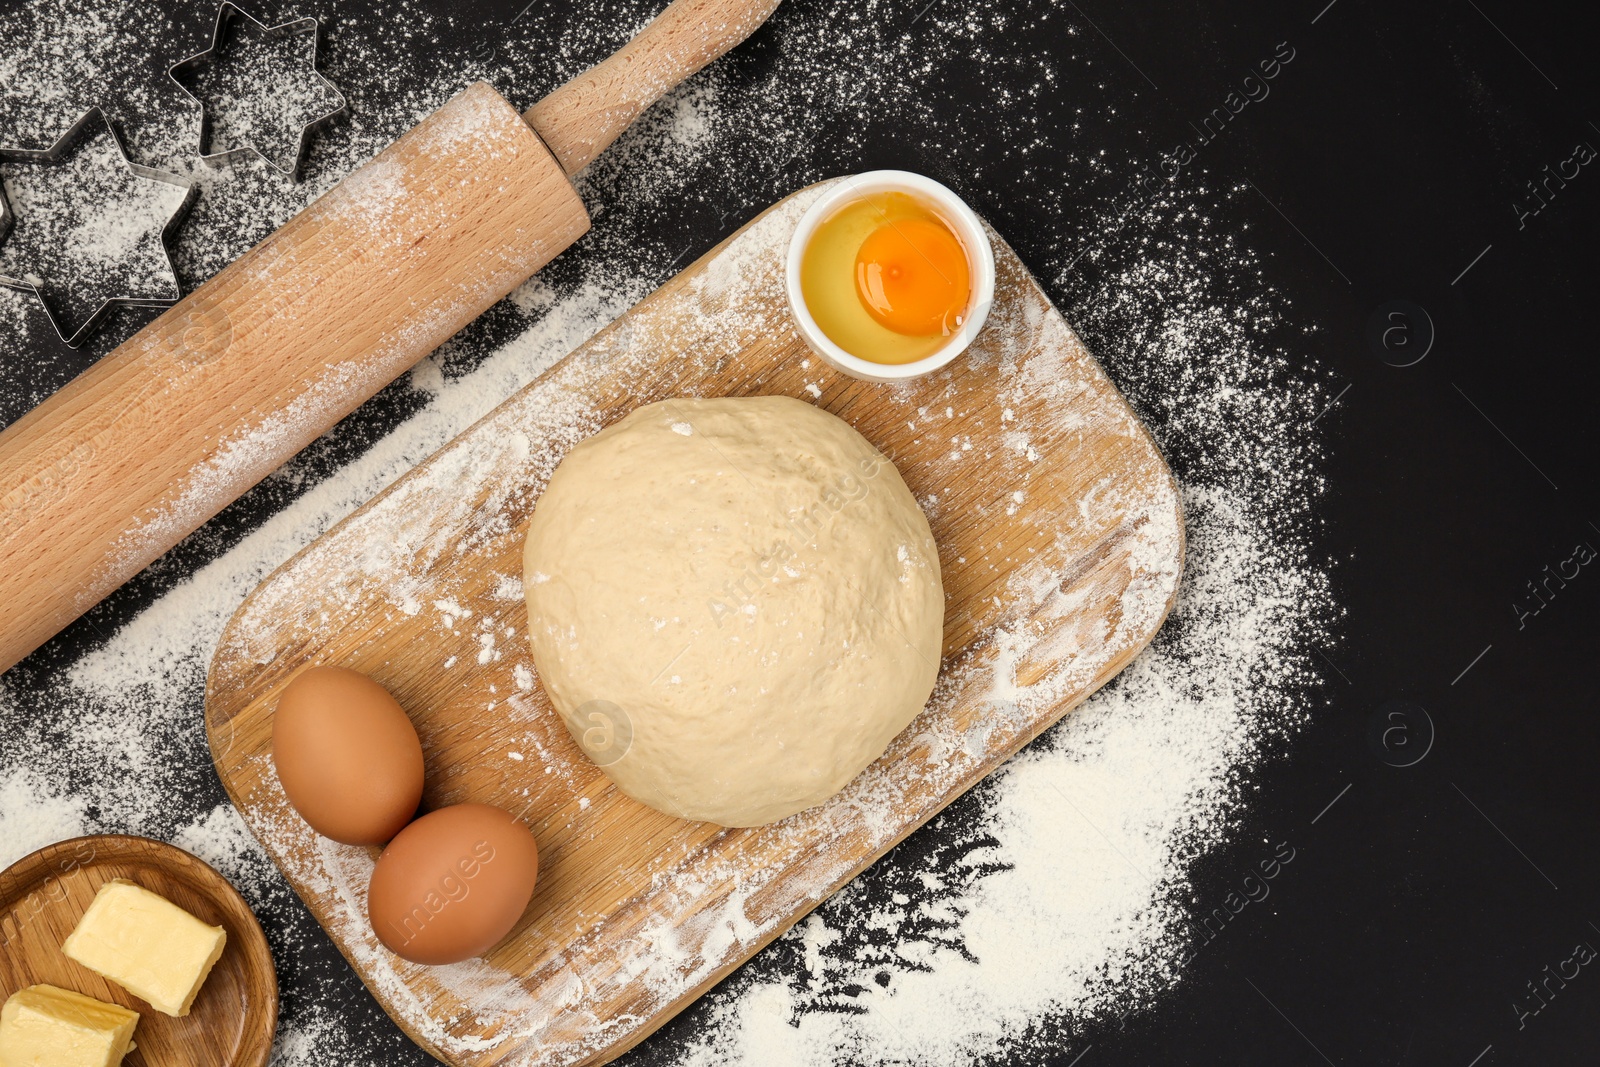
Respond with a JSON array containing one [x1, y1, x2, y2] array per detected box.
[[0, 83, 585, 673], [0, 0, 783, 674]]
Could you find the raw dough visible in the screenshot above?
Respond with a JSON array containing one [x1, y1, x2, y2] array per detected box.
[[523, 396, 943, 826]]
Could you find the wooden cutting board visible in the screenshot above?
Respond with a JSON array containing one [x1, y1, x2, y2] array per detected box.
[[0, 836, 277, 1066], [205, 180, 1184, 1067]]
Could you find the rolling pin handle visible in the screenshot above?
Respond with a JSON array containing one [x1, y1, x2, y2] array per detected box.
[[523, 0, 783, 175]]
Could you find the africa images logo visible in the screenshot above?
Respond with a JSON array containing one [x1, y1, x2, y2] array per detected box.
[[387, 838, 497, 950], [574, 699, 633, 767]]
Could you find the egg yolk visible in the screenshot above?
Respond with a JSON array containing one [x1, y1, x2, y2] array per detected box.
[[854, 216, 971, 337]]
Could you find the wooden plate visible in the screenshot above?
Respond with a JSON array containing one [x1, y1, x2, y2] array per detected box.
[[205, 180, 1184, 1066], [0, 835, 277, 1066]]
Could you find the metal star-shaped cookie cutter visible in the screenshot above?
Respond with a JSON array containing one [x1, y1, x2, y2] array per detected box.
[[0, 108, 196, 348], [168, 2, 347, 181]]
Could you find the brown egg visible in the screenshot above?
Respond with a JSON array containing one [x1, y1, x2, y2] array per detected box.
[[367, 803, 539, 965], [271, 665, 425, 846]]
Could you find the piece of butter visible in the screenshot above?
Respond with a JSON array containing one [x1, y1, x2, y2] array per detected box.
[[62, 879, 227, 1017], [0, 984, 139, 1067]]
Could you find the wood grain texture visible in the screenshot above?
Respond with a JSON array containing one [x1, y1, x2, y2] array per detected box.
[[205, 181, 1184, 1067], [0, 835, 277, 1066], [525, 0, 784, 175], [0, 82, 588, 674]]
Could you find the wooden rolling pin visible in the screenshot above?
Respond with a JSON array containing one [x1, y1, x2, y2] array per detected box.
[[0, 0, 781, 674]]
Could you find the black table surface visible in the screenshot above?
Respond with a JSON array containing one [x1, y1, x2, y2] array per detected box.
[[3, 0, 1597, 1063]]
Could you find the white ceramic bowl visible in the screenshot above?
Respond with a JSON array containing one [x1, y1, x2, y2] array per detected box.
[[784, 170, 996, 384]]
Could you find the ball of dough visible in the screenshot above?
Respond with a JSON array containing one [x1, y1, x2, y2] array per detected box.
[[523, 396, 943, 827]]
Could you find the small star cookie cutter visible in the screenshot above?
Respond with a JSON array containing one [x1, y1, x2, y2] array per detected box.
[[0, 108, 196, 349], [168, 1, 347, 181]]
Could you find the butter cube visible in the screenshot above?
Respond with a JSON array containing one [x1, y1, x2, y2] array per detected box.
[[0, 984, 139, 1067], [62, 879, 227, 1017]]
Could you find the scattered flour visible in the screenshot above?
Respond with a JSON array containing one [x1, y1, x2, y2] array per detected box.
[[0, 767, 90, 862], [0, 1, 1333, 1065]]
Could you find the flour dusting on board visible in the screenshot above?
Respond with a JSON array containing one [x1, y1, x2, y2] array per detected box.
[[0, 1, 1332, 1065], [196, 187, 1185, 1066]]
